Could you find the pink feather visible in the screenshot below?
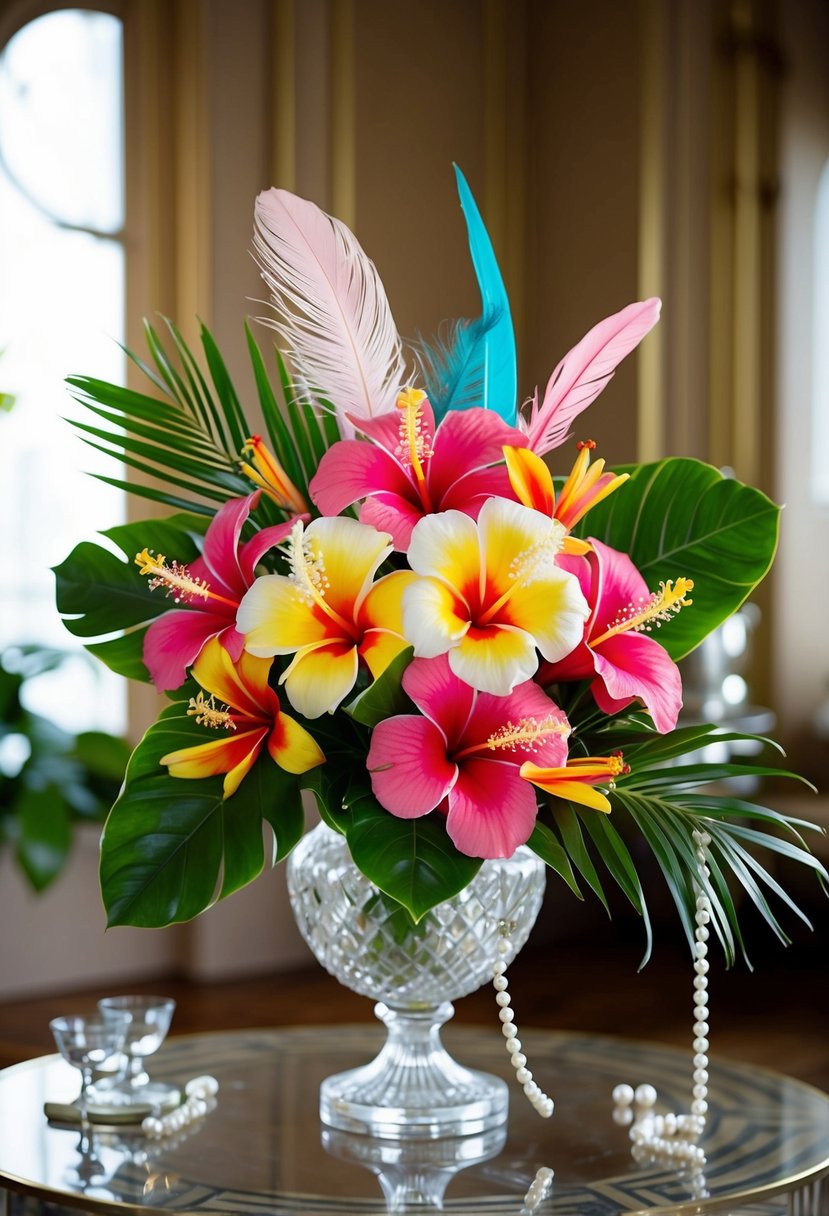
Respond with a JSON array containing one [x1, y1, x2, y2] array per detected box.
[[253, 189, 405, 431], [521, 298, 661, 455]]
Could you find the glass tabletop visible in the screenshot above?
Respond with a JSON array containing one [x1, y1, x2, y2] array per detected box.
[[1, 1025, 828, 1215]]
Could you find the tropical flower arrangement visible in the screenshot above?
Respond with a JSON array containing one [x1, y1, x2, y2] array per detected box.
[[54, 168, 824, 961]]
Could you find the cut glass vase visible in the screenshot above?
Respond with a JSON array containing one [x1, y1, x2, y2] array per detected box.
[[287, 821, 546, 1138]]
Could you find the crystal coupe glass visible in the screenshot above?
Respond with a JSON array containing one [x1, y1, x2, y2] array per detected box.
[[288, 822, 546, 1139], [50, 1012, 130, 1181], [97, 996, 180, 1109]]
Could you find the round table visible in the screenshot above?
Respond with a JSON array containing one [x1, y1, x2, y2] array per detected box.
[[1, 1026, 827, 1214]]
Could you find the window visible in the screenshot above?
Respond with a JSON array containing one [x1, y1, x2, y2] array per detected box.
[[0, 8, 126, 733]]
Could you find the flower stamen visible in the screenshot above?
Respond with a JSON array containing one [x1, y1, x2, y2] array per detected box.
[[395, 388, 433, 508], [591, 578, 695, 646], [187, 690, 236, 731], [283, 520, 356, 636], [135, 548, 237, 609], [239, 434, 308, 513]]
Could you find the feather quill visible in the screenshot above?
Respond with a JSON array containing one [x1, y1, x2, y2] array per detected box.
[[521, 298, 662, 455], [253, 189, 405, 433], [417, 166, 517, 425]]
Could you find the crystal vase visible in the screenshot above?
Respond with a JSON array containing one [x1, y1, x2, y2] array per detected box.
[[287, 821, 546, 1138]]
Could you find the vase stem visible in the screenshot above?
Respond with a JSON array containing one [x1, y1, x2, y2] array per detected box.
[[320, 999, 509, 1139]]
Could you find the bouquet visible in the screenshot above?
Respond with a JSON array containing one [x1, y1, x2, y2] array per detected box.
[[54, 167, 825, 962]]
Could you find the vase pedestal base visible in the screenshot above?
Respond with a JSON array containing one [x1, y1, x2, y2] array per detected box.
[[319, 1001, 509, 1139]]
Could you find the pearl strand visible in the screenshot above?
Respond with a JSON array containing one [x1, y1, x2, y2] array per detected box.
[[141, 1074, 219, 1139], [610, 829, 713, 1192], [493, 922, 554, 1119], [519, 1165, 554, 1213]]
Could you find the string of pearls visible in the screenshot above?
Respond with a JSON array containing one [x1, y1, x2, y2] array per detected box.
[[141, 1074, 219, 1140], [493, 920, 554, 1119], [611, 829, 713, 1194], [519, 1165, 554, 1214]]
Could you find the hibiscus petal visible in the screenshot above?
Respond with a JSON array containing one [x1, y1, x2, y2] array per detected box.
[[477, 496, 563, 600], [359, 569, 419, 635], [401, 654, 475, 746], [502, 568, 590, 663], [360, 493, 424, 551], [465, 681, 569, 767], [402, 578, 470, 658], [143, 609, 229, 691], [350, 400, 435, 453], [305, 516, 392, 620], [502, 446, 556, 515], [447, 758, 538, 858], [281, 640, 359, 718], [359, 629, 411, 679], [586, 538, 651, 641], [199, 493, 259, 598], [237, 575, 331, 654], [309, 440, 410, 516], [238, 516, 304, 583], [449, 623, 539, 696], [161, 727, 267, 799], [592, 630, 682, 733], [367, 715, 456, 817], [192, 637, 271, 720], [427, 408, 526, 504], [268, 713, 325, 774], [406, 509, 481, 602], [442, 463, 521, 514]]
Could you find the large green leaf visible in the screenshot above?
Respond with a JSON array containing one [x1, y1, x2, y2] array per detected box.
[[576, 458, 781, 659], [53, 514, 207, 681], [345, 791, 481, 921], [16, 785, 73, 892], [345, 647, 414, 728], [100, 702, 305, 927]]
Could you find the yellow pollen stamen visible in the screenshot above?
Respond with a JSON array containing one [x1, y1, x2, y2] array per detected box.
[[283, 521, 355, 636], [187, 690, 236, 731], [239, 435, 307, 513], [591, 578, 695, 646], [135, 548, 237, 607], [477, 526, 566, 626], [486, 715, 570, 752], [395, 388, 433, 504]]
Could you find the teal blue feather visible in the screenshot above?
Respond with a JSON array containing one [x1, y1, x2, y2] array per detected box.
[[417, 166, 517, 425]]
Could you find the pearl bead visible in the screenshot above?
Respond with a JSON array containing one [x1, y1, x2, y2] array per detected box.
[[185, 1074, 219, 1097], [501, 1021, 518, 1038], [492, 960, 507, 975], [693, 1052, 708, 1068], [693, 1083, 707, 1100], [695, 925, 709, 942], [511, 1052, 527, 1068], [613, 1083, 635, 1106], [142, 1116, 163, 1137], [663, 1112, 677, 1135], [523, 1080, 538, 1097], [694, 958, 710, 975], [499, 1007, 515, 1024], [693, 1068, 709, 1085], [516, 1066, 533, 1084], [507, 1037, 522, 1054], [613, 1106, 634, 1126], [693, 1021, 709, 1037], [691, 1098, 708, 1116], [493, 975, 508, 991], [496, 990, 511, 1007], [693, 1037, 709, 1053], [693, 975, 708, 991], [635, 1083, 657, 1107], [496, 937, 510, 955]]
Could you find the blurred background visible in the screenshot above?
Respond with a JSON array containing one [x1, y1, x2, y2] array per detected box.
[[0, 0, 827, 1073]]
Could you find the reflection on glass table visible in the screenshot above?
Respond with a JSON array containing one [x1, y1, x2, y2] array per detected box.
[[94, 996, 180, 1110], [1, 1026, 828, 1215]]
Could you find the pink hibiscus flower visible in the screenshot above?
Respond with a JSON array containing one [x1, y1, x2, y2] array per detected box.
[[309, 388, 528, 550], [136, 491, 302, 692], [366, 654, 569, 859], [536, 538, 691, 733]]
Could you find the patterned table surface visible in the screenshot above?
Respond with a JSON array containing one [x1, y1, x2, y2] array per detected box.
[[1, 1026, 827, 1215]]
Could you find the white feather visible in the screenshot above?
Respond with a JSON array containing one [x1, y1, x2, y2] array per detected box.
[[254, 189, 405, 430]]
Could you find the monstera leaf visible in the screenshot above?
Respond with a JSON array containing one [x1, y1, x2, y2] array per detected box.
[[100, 701, 305, 927], [53, 514, 208, 681], [575, 458, 781, 660]]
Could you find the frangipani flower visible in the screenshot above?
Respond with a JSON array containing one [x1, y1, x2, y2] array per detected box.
[[367, 654, 570, 858], [503, 440, 628, 555], [402, 497, 590, 696], [160, 638, 324, 797], [309, 388, 527, 550], [239, 434, 309, 514], [537, 538, 691, 733], [136, 491, 301, 692], [237, 516, 416, 718], [521, 753, 629, 814]]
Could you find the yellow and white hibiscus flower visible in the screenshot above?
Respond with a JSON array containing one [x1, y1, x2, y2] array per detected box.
[[402, 496, 590, 696], [237, 517, 416, 718]]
